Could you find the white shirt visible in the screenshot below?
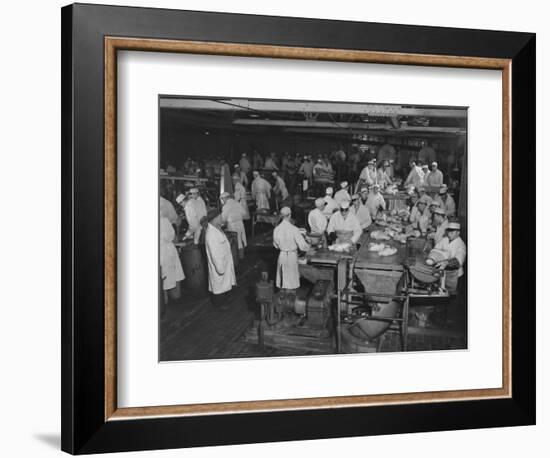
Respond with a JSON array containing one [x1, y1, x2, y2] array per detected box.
[[355, 201, 373, 229], [425, 169, 444, 186], [366, 193, 386, 218], [327, 211, 362, 244], [434, 235, 467, 277], [308, 208, 328, 234], [434, 194, 456, 217]]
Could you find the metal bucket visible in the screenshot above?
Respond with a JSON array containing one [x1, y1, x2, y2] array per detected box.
[[178, 243, 207, 295]]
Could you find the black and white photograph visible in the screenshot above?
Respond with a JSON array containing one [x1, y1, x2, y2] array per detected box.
[[159, 96, 468, 361]]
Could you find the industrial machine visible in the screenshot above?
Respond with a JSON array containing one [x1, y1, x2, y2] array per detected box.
[[244, 272, 335, 354]]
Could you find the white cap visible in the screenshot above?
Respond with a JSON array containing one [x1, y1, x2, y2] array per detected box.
[[433, 207, 446, 216], [432, 161, 438, 166], [360, 186, 369, 193], [315, 197, 326, 207], [340, 181, 348, 188], [326, 187, 333, 195], [439, 185, 448, 194], [280, 206, 292, 216], [446, 221, 461, 231], [190, 187, 199, 193], [340, 200, 350, 209]]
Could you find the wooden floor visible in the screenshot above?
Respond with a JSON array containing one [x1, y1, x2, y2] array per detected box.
[[160, 227, 466, 362]]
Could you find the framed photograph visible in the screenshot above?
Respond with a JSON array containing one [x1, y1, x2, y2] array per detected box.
[[61, 3, 536, 454]]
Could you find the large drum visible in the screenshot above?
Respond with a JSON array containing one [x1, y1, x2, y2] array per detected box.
[[178, 243, 207, 295]]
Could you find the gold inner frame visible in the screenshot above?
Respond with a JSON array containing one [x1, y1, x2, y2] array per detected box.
[[104, 37, 512, 421]]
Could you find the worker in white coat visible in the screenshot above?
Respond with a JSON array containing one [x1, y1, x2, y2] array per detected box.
[[273, 207, 310, 291], [404, 161, 424, 188], [308, 197, 328, 235], [424, 161, 444, 187], [434, 185, 456, 217], [355, 187, 373, 230], [334, 181, 351, 206], [220, 192, 247, 260], [365, 184, 386, 219], [327, 200, 363, 244], [232, 174, 250, 220], [204, 212, 236, 306], [358, 160, 377, 190], [160, 215, 185, 304], [177, 188, 207, 244], [434, 221, 467, 293], [323, 187, 338, 218], [251, 170, 272, 211]]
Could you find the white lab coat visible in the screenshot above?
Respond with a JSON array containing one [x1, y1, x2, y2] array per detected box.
[[308, 208, 328, 234], [404, 167, 424, 188], [327, 211, 363, 244], [264, 158, 279, 170], [251, 176, 272, 211], [425, 169, 444, 187], [366, 193, 386, 218], [233, 182, 250, 220], [359, 166, 377, 185], [323, 196, 338, 218], [434, 235, 467, 277], [160, 216, 185, 290], [355, 201, 373, 229], [334, 189, 351, 206], [184, 197, 207, 244], [434, 194, 456, 217], [273, 219, 310, 289], [160, 196, 178, 224], [205, 223, 236, 294], [221, 198, 247, 249]]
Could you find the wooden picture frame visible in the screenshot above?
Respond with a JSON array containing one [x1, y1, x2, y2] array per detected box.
[[62, 3, 535, 454]]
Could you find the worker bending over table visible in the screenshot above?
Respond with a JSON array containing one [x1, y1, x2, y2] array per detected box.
[[327, 200, 362, 245]]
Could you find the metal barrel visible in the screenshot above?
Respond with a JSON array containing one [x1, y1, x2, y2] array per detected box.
[[178, 242, 207, 295]]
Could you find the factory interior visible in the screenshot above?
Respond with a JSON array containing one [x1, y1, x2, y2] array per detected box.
[[159, 96, 468, 361]]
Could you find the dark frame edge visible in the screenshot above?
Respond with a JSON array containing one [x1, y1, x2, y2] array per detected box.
[[61, 3, 75, 455], [61, 3, 536, 454]]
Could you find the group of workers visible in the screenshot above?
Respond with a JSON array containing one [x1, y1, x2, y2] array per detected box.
[[160, 144, 465, 311]]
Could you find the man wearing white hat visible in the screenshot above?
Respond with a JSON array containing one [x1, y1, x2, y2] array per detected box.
[[428, 207, 449, 244], [179, 188, 207, 244], [251, 171, 272, 211], [308, 198, 328, 235], [327, 200, 362, 244], [425, 161, 444, 187], [434, 185, 456, 217], [417, 186, 433, 206], [409, 195, 431, 235], [273, 207, 310, 291], [365, 183, 386, 219], [204, 211, 236, 306], [298, 156, 314, 185], [323, 187, 338, 218], [220, 192, 247, 260], [334, 181, 351, 206], [434, 221, 467, 293]]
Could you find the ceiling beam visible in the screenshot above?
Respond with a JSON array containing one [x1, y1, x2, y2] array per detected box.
[[160, 98, 468, 118]]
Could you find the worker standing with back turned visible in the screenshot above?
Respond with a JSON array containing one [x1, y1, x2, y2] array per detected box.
[[273, 207, 310, 292]]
